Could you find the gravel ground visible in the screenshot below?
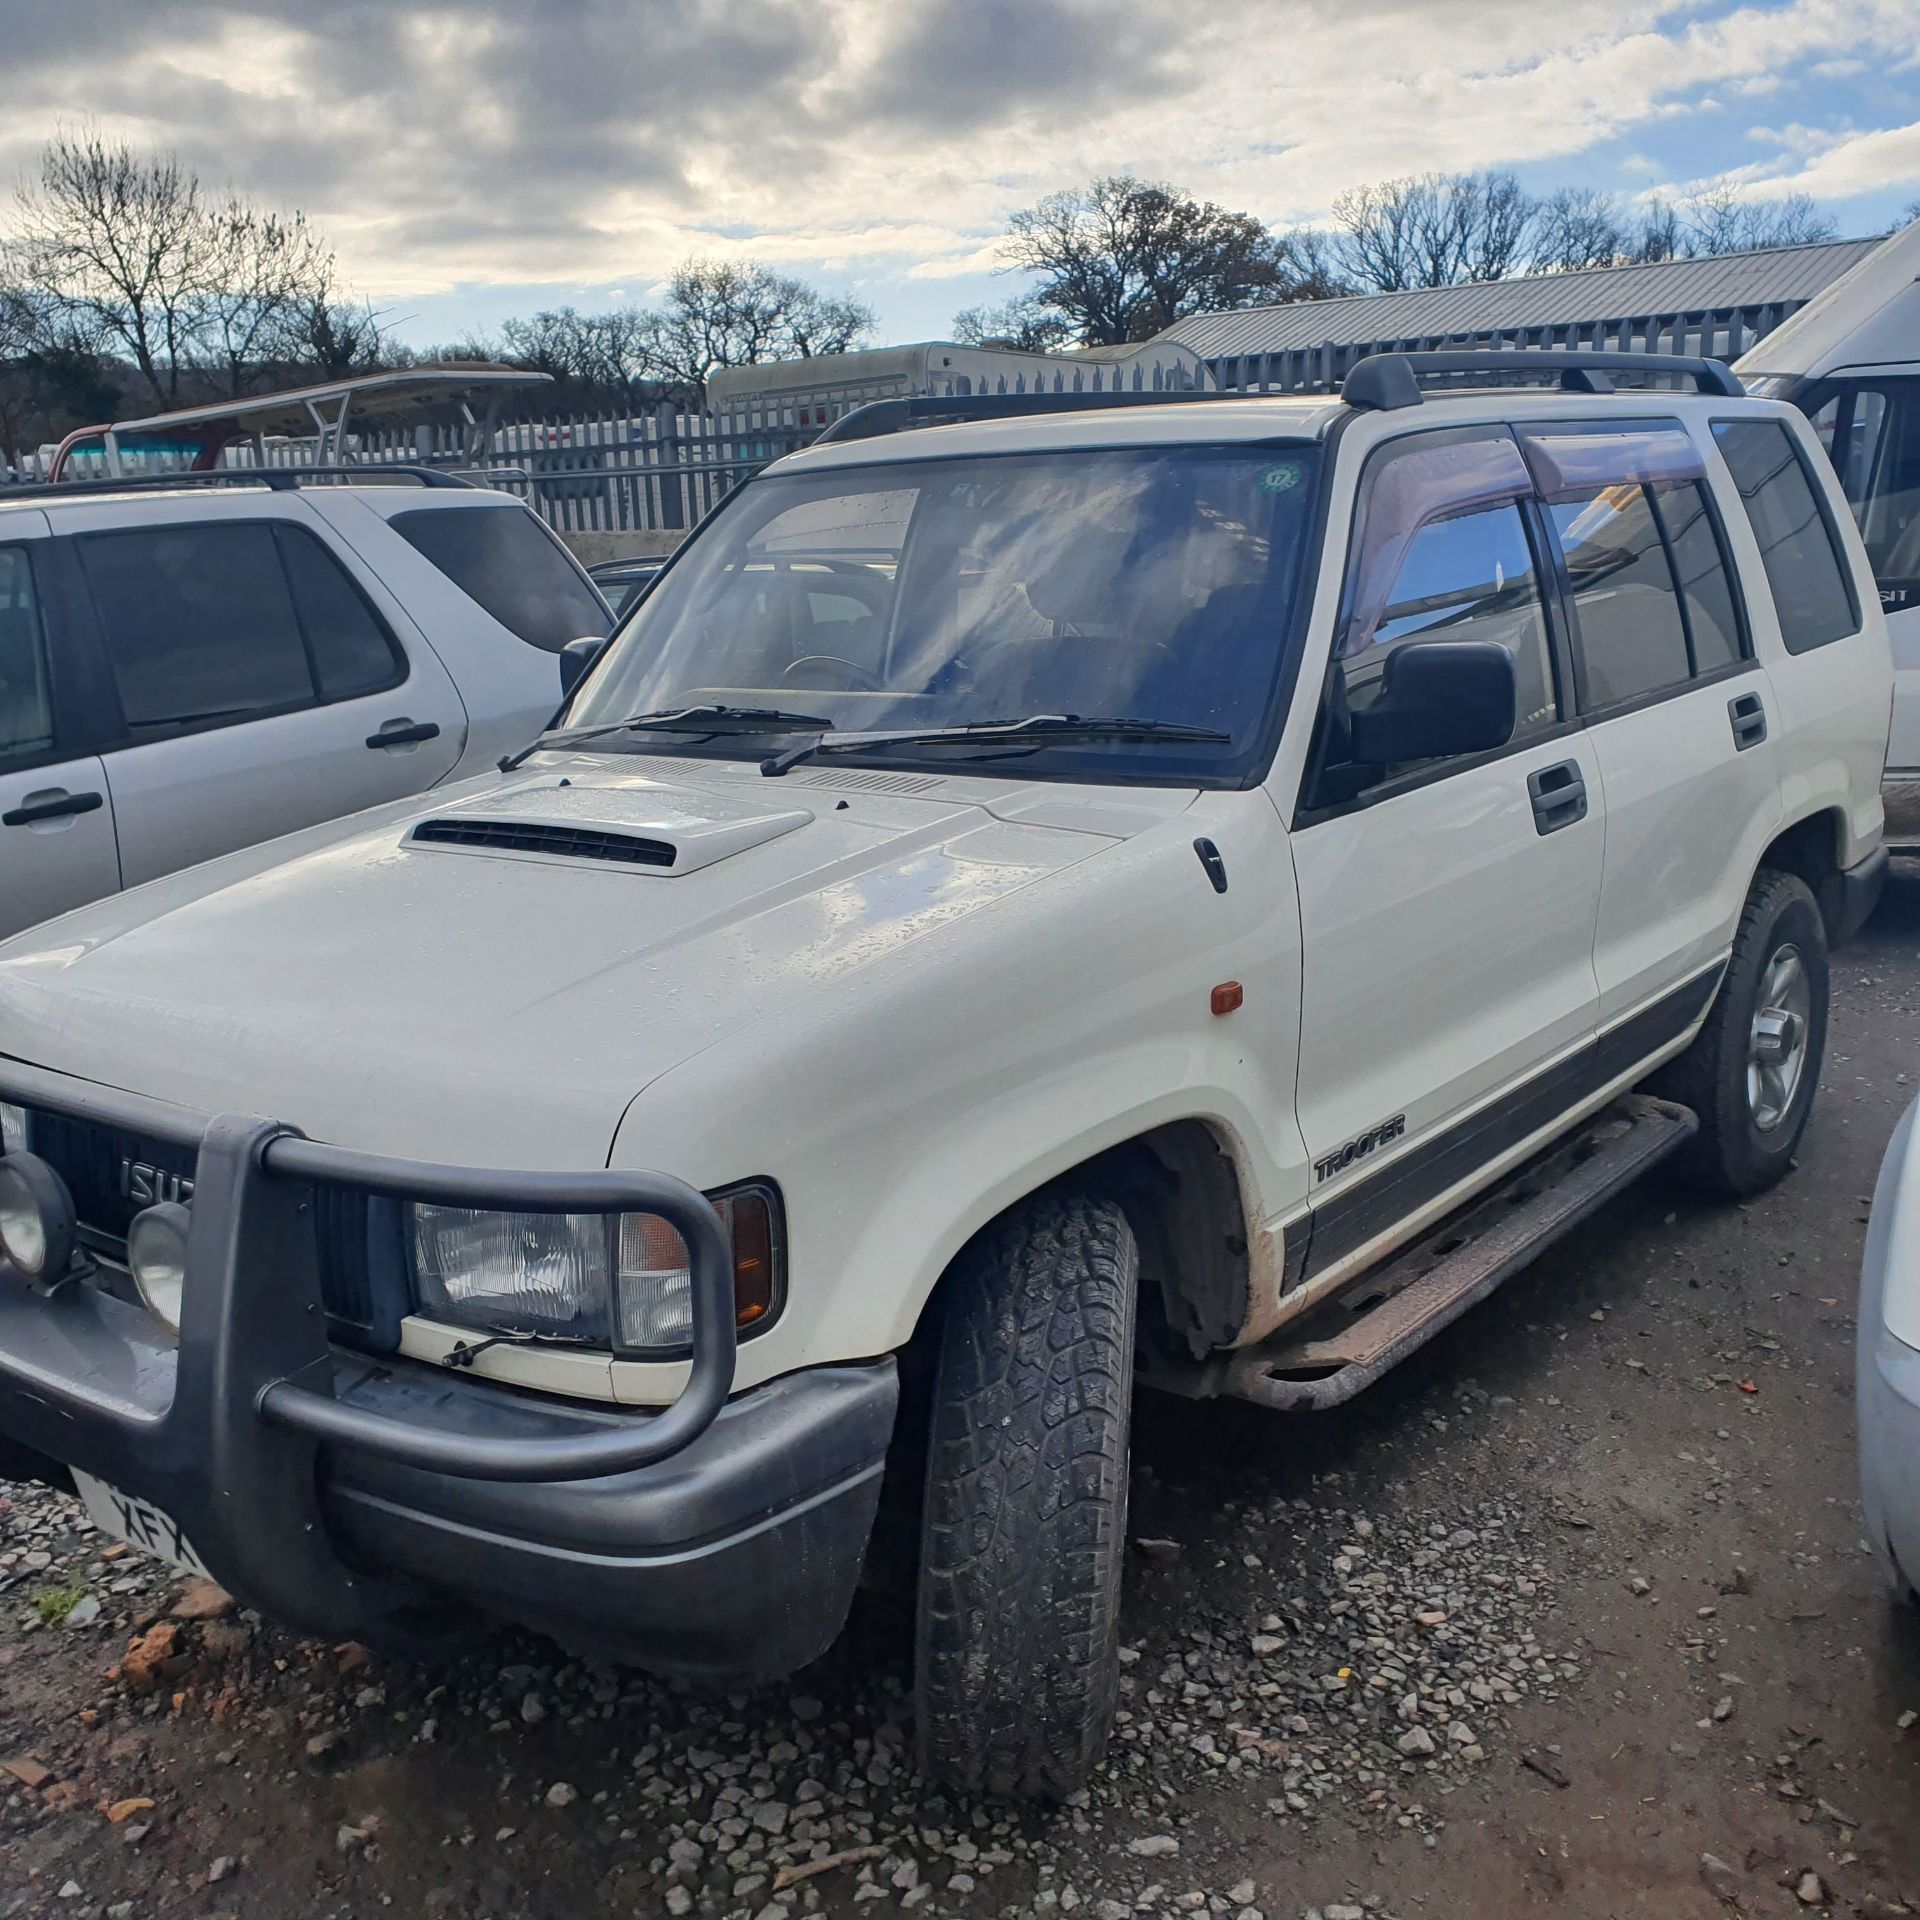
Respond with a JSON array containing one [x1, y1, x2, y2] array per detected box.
[[6, 876, 1920, 1919]]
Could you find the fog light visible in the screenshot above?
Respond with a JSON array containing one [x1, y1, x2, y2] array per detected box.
[[0, 1152, 76, 1283], [127, 1201, 191, 1334]]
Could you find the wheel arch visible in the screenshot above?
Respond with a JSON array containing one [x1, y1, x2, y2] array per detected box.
[[898, 1116, 1260, 1375], [1758, 805, 1848, 942]]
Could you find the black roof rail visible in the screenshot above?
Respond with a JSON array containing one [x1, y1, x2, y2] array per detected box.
[[1342, 349, 1746, 412], [0, 464, 476, 505], [815, 388, 1251, 445]]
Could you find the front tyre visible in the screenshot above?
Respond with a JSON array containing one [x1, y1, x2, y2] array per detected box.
[[914, 1189, 1138, 1801], [1656, 868, 1829, 1197]]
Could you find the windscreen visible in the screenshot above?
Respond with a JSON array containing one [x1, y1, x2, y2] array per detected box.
[[569, 444, 1322, 782]]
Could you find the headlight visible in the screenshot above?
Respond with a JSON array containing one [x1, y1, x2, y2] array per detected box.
[[127, 1201, 191, 1334], [408, 1184, 780, 1357], [0, 1151, 76, 1284], [0, 1103, 27, 1155]]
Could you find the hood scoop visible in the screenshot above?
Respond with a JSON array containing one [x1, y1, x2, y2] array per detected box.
[[405, 778, 813, 876]]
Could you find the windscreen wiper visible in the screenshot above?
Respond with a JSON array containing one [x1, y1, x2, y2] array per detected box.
[[500, 705, 835, 773], [760, 713, 1230, 777]]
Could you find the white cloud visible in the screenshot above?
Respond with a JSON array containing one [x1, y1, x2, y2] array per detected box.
[[1702, 117, 1920, 199], [1, 0, 1916, 315]]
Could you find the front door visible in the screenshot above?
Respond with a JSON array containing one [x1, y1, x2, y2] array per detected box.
[[0, 523, 120, 938], [1290, 426, 1603, 1284]]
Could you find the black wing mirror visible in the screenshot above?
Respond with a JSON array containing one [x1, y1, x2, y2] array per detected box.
[[558, 635, 607, 699], [1345, 639, 1516, 766]]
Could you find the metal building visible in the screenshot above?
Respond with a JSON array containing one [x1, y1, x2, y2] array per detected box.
[[1165, 237, 1886, 393]]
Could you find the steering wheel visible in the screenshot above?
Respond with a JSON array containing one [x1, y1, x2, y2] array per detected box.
[[783, 654, 885, 693]]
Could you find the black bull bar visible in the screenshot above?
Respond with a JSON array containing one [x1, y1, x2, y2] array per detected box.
[[0, 1055, 738, 1638]]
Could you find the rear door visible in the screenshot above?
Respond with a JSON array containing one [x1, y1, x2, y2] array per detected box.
[[1524, 420, 1780, 1028], [59, 498, 465, 887], [1290, 425, 1604, 1281], [0, 517, 120, 937]]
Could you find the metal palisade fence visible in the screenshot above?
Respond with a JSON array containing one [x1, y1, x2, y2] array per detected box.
[[0, 356, 1207, 531], [0, 401, 811, 533]]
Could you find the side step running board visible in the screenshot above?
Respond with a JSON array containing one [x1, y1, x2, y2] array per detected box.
[[1196, 1094, 1693, 1413]]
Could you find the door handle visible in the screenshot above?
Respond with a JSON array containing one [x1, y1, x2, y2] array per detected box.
[[1526, 759, 1588, 835], [1728, 691, 1767, 751], [2, 790, 104, 828], [366, 719, 441, 750]]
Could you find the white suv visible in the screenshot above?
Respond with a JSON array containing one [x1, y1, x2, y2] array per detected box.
[[0, 353, 1891, 1802], [0, 469, 610, 936]]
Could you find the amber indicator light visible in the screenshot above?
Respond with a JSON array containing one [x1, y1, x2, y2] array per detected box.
[[1211, 981, 1243, 1016], [729, 1191, 777, 1327]]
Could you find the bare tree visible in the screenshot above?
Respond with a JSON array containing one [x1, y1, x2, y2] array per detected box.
[[991, 176, 1312, 347], [1678, 186, 1838, 255], [1331, 178, 1424, 292], [1530, 188, 1629, 273], [500, 306, 602, 382], [951, 297, 1078, 351], [0, 244, 123, 465], [12, 132, 219, 405], [641, 260, 874, 389], [196, 200, 335, 396], [1273, 227, 1353, 301], [10, 131, 354, 406], [500, 306, 661, 403], [274, 293, 390, 380], [1631, 197, 1685, 264], [1334, 172, 1540, 291]]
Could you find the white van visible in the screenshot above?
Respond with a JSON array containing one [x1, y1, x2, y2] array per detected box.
[[1739, 221, 1920, 829]]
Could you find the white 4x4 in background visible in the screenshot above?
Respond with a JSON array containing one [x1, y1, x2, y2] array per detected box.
[[0, 351, 1892, 1803], [0, 470, 610, 936]]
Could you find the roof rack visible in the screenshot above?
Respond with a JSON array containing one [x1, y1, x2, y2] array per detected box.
[[0, 465, 476, 505], [1342, 348, 1745, 412], [814, 389, 1242, 444]]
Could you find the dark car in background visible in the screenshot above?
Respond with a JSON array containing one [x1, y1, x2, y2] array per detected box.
[[588, 556, 667, 616]]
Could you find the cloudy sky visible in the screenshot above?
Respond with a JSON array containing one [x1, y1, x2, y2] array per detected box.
[[5, 0, 1920, 347]]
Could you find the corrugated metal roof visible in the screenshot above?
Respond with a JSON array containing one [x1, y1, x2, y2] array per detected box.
[[1166, 237, 1885, 359]]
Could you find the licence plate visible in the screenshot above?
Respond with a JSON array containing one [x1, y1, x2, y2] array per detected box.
[[72, 1470, 209, 1576]]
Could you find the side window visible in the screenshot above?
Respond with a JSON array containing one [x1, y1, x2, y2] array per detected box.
[[1315, 429, 1556, 805], [1658, 482, 1744, 674], [274, 525, 406, 699], [388, 505, 612, 652], [76, 520, 406, 743], [1797, 379, 1920, 611], [1716, 415, 1865, 649], [1357, 507, 1555, 732], [1526, 425, 1744, 709], [0, 546, 55, 769], [78, 522, 314, 738]]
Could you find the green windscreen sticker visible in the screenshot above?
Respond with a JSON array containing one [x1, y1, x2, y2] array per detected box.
[[1259, 462, 1304, 493]]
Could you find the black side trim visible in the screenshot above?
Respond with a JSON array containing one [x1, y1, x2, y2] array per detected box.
[[1304, 960, 1724, 1280], [1592, 961, 1722, 1086]]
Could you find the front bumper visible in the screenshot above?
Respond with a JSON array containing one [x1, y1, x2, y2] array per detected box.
[[0, 1058, 896, 1682]]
